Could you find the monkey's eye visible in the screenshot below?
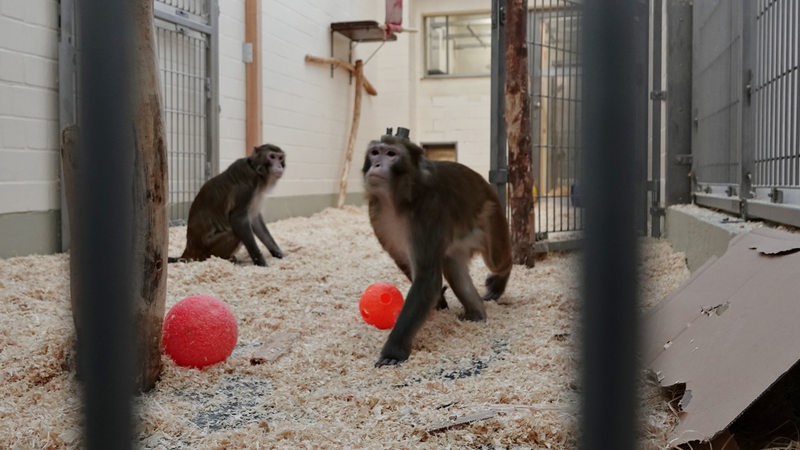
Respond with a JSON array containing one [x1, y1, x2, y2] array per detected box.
[[370, 149, 379, 156], [387, 150, 396, 157]]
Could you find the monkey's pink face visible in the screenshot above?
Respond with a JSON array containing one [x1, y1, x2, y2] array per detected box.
[[364, 143, 402, 191], [268, 152, 285, 178]]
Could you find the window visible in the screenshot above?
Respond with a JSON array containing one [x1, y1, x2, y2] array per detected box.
[[425, 13, 492, 77], [422, 142, 457, 161]]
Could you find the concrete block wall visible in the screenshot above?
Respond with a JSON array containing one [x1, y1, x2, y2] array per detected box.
[[259, 0, 390, 201], [412, 0, 493, 178], [0, 0, 61, 256]]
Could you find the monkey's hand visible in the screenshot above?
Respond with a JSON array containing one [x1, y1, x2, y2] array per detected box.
[[375, 356, 405, 367], [375, 343, 410, 367]]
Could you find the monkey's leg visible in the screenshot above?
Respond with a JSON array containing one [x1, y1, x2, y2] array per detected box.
[[253, 215, 283, 258], [230, 210, 267, 266], [377, 260, 443, 367], [443, 254, 487, 321], [206, 232, 242, 261], [481, 210, 513, 301]]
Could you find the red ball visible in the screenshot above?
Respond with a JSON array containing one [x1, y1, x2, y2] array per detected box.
[[162, 295, 238, 369], [359, 283, 404, 330]]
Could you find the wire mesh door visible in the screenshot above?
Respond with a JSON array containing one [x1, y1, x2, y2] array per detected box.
[[154, 0, 218, 224], [529, 2, 583, 242]]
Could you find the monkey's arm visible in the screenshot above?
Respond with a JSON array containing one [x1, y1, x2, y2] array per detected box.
[[376, 218, 445, 367], [230, 209, 266, 266], [253, 215, 283, 258], [229, 186, 267, 266]]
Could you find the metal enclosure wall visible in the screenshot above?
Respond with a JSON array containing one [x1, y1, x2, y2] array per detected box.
[[692, 0, 800, 227], [529, 1, 584, 241]]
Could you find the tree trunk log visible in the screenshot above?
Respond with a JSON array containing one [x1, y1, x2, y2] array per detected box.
[[130, 0, 168, 391], [504, 0, 536, 266], [63, 2, 167, 392]]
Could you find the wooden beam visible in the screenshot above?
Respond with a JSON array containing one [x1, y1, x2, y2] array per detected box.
[[304, 54, 378, 96], [504, 0, 535, 267], [245, 0, 262, 155]]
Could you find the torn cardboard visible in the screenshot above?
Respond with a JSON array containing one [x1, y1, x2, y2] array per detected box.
[[644, 227, 800, 446]]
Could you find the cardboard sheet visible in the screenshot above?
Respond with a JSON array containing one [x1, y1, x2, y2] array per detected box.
[[644, 227, 800, 445]]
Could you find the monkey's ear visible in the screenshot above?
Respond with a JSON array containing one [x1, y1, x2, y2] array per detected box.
[[255, 162, 268, 175]]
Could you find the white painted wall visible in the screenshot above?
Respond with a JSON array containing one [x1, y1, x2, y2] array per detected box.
[[218, 0, 247, 171], [0, 1, 60, 215]]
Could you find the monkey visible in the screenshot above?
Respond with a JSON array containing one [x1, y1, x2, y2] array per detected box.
[[362, 127, 512, 367], [169, 143, 285, 266]]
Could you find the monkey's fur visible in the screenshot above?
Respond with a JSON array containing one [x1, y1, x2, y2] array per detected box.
[[170, 144, 285, 266], [362, 131, 512, 366]]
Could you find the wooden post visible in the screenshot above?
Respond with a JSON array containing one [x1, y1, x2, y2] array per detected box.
[[64, 1, 168, 392], [130, 0, 168, 391], [337, 59, 364, 208], [245, 0, 262, 154], [504, 0, 536, 266]]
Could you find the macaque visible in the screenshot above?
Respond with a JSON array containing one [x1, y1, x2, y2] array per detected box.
[[362, 127, 512, 367], [169, 143, 285, 266]]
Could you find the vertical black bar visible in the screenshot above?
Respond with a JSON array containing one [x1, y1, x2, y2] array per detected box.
[[579, 0, 639, 449], [76, 0, 135, 448], [491, 0, 508, 211], [650, 0, 663, 237]]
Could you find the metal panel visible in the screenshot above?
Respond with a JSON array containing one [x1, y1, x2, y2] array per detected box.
[[529, 0, 584, 240], [750, 0, 800, 205], [154, 0, 218, 224], [691, 0, 743, 215], [489, 0, 508, 211], [690, 0, 800, 227], [665, 0, 692, 206]]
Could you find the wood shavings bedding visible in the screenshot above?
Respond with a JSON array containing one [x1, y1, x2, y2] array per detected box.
[[0, 205, 689, 448]]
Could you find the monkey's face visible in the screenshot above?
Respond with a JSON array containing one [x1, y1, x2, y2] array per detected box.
[[363, 141, 404, 193], [251, 144, 285, 179]]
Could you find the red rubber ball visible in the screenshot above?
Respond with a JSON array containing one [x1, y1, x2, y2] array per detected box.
[[162, 295, 238, 369], [359, 283, 404, 330]]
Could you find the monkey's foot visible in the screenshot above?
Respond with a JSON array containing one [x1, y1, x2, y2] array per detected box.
[[483, 274, 508, 301], [375, 357, 404, 367], [436, 286, 449, 310], [459, 309, 487, 322]]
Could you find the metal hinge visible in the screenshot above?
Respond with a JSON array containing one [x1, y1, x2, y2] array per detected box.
[[488, 168, 508, 184], [650, 90, 667, 101], [675, 154, 693, 166], [768, 187, 783, 204]]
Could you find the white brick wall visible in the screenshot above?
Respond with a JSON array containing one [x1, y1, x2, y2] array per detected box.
[[0, 0, 60, 214], [218, 0, 247, 170]]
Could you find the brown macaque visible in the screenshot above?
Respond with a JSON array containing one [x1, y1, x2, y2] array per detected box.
[[169, 143, 285, 266], [363, 127, 512, 367]]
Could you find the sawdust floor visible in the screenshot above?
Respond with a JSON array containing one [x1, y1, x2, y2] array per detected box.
[[0, 205, 691, 449]]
